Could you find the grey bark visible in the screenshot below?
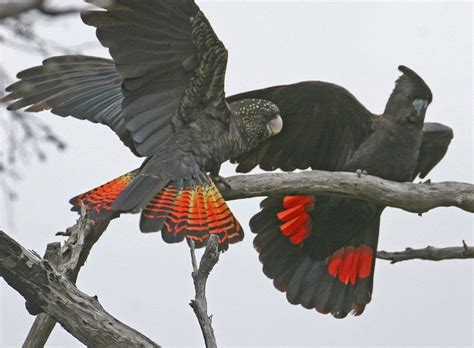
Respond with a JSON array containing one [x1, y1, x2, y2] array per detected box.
[[0, 0, 80, 20], [189, 236, 219, 348], [377, 241, 474, 263], [0, 230, 160, 347], [23, 212, 112, 347], [220, 171, 474, 214], [0, 169, 471, 346]]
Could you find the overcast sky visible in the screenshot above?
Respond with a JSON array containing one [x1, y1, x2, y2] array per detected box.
[[0, 1, 473, 347]]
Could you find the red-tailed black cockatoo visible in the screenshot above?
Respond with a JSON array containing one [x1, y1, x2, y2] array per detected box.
[[3, 0, 283, 250], [227, 66, 453, 318]]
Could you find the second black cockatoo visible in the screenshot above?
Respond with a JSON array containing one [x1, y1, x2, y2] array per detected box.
[[227, 66, 453, 318], [3, 0, 284, 250]]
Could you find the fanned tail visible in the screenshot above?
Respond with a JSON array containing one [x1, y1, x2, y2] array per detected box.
[[140, 171, 243, 250], [250, 195, 379, 318], [70, 169, 243, 250]]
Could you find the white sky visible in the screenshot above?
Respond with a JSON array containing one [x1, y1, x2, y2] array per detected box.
[[0, 1, 473, 347]]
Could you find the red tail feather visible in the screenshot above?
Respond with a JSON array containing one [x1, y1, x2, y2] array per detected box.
[[277, 195, 315, 246], [141, 177, 242, 250], [326, 245, 374, 285], [70, 170, 139, 218]]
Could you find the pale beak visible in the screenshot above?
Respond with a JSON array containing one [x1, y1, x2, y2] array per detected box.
[[267, 115, 283, 136], [412, 99, 429, 116]]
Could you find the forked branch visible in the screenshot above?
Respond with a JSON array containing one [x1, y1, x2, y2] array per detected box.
[[189, 236, 219, 348], [0, 230, 160, 347]]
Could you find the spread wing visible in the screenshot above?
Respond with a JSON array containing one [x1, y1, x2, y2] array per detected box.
[[412, 122, 453, 179], [3, 55, 137, 154], [227, 82, 375, 172], [82, 0, 231, 156]]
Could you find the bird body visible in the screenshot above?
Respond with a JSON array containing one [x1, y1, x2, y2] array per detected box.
[[3, 0, 453, 318], [229, 67, 452, 317], [4, 0, 283, 250]]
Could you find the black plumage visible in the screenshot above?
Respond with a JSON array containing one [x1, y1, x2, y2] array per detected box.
[[4, 0, 284, 250], [228, 66, 453, 317]]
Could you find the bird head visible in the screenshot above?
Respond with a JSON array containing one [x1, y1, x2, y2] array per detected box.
[[384, 65, 433, 126], [231, 98, 283, 148]]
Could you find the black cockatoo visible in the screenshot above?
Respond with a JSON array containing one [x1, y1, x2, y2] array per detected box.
[[3, 0, 283, 250], [227, 66, 453, 318]]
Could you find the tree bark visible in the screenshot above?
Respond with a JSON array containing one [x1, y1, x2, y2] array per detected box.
[[189, 237, 219, 348], [377, 241, 474, 263], [0, 170, 472, 346], [0, 230, 160, 347], [23, 214, 111, 347], [0, 0, 80, 20], [220, 171, 474, 214]]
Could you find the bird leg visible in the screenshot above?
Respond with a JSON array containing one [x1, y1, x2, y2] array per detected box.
[[210, 165, 232, 190]]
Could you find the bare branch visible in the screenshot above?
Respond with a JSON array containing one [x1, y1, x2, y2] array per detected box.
[[220, 171, 474, 214], [24, 212, 113, 347], [189, 237, 219, 348], [0, 0, 81, 20], [0, 230, 160, 347], [377, 241, 474, 263]]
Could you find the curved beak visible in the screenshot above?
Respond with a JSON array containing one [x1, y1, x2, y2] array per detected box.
[[412, 99, 429, 116], [267, 114, 283, 136]]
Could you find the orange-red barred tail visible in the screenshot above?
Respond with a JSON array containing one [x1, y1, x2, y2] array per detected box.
[[276, 195, 315, 246], [326, 245, 374, 285], [141, 174, 243, 250], [70, 169, 139, 218]]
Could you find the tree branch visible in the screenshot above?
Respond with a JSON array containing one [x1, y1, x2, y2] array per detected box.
[[0, 231, 160, 347], [377, 241, 474, 263], [23, 210, 113, 347], [0, 0, 80, 20], [189, 237, 219, 348], [1, 169, 471, 345], [220, 171, 474, 214]]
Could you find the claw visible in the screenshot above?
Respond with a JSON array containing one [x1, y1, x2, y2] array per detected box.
[[211, 174, 232, 190], [356, 169, 368, 178]]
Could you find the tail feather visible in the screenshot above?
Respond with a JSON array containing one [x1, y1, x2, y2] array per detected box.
[[112, 174, 169, 212], [141, 172, 243, 250], [250, 195, 380, 318], [69, 169, 139, 218], [70, 169, 243, 250]]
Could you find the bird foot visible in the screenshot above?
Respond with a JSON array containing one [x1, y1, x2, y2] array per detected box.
[[211, 174, 232, 190], [356, 169, 368, 178], [418, 178, 431, 184]]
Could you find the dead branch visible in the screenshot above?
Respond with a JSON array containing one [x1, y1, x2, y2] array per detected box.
[[0, 0, 81, 20], [220, 171, 474, 214], [0, 169, 470, 346], [189, 237, 219, 348], [0, 230, 160, 347], [23, 210, 112, 347], [377, 241, 474, 263]]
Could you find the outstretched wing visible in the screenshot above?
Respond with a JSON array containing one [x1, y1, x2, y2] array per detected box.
[[3, 55, 137, 154], [413, 122, 453, 179], [82, 0, 231, 156], [227, 81, 375, 172]]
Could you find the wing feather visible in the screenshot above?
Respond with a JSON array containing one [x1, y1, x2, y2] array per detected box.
[[228, 81, 374, 172], [82, 0, 232, 156]]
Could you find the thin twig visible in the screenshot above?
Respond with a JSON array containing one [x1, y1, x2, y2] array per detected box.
[[377, 241, 474, 263], [189, 236, 219, 348]]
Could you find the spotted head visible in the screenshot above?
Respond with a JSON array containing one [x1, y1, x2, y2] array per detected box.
[[230, 98, 283, 149], [384, 65, 433, 126]]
